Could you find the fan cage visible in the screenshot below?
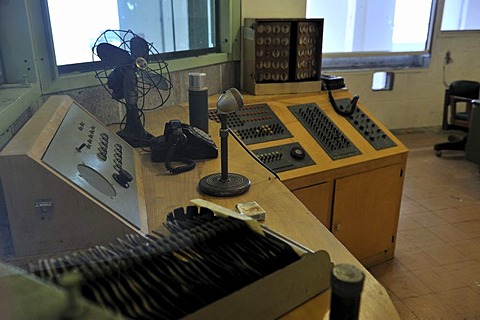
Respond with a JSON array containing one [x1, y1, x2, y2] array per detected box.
[[92, 29, 173, 111]]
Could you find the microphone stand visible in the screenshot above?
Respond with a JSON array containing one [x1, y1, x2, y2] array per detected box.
[[219, 113, 230, 182], [199, 112, 251, 197]]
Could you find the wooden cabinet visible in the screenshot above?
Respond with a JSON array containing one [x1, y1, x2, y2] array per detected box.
[[332, 164, 404, 266], [290, 164, 404, 267], [291, 181, 332, 229]]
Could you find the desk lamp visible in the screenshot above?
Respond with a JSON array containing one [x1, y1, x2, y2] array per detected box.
[[199, 88, 251, 196]]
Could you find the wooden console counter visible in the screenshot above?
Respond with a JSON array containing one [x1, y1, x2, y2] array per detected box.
[[250, 91, 408, 267], [0, 92, 401, 319], [205, 90, 408, 267], [141, 91, 402, 319]]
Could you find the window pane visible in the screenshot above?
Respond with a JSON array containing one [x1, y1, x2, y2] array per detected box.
[[306, 0, 433, 53], [46, 0, 217, 66], [441, 0, 480, 31]]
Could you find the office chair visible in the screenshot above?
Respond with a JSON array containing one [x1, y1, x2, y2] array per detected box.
[[466, 100, 480, 169], [434, 80, 480, 157]]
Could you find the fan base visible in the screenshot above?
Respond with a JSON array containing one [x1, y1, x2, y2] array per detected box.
[[199, 173, 251, 197], [117, 129, 154, 148]]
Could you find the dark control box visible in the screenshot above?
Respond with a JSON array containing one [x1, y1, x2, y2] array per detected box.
[[208, 103, 292, 145], [253, 142, 315, 173], [243, 18, 324, 95], [340, 100, 396, 150], [289, 103, 361, 160]]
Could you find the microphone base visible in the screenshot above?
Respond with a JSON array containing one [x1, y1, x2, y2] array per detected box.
[[199, 173, 251, 197]]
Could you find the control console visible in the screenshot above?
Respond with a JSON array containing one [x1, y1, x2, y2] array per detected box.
[[42, 102, 142, 228]]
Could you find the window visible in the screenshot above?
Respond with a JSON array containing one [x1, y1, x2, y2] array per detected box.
[[441, 0, 480, 31], [46, 0, 218, 72], [306, 0, 436, 70]]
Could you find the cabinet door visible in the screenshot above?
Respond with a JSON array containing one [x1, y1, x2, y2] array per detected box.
[[292, 181, 332, 229], [332, 164, 404, 266]]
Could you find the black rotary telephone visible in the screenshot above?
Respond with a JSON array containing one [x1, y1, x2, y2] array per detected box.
[[150, 120, 218, 174]]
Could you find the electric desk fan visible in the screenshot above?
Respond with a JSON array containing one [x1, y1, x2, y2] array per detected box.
[[92, 29, 173, 147]]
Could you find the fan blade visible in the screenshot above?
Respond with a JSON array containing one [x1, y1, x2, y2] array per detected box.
[[107, 68, 125, 100], [130, 36, 149, 59], [140, 70, 170, 91], [123, 68, 139, 106], [97, 43, 132, 67]]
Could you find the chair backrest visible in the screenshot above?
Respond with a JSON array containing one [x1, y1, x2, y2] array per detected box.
[[449, 80, 480, 99]]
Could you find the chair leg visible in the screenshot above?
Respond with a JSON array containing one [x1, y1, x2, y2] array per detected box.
[[442, 89, 450, 130], [434, 136, 467, 157]]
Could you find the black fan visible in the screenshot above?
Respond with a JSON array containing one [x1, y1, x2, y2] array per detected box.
[[92, 29, 173, 147]]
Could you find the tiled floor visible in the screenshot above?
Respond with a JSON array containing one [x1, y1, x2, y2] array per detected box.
[[368, 127, 480, 320]]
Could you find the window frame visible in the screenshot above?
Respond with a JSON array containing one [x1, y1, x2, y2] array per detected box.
[[440, 0, 480, 32], [309, 0, 439, 71], [33, 0, 240, 95], [47, 0, 221, 74]]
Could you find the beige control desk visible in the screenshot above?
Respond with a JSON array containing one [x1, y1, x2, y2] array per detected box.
[[0, 92, 401, 319], [141, 91, 401, 319], [204, 90, 408, 268]]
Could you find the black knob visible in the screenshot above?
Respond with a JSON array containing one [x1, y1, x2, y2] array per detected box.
[[290, 147, 306, 160], [97, 152, 107, 162], [113, 169, 133, 188], [76, 143, 86, 152]]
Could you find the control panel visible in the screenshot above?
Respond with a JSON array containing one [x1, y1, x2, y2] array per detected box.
[[42, 102, 141, 229], [344, 103, 397, 150], [289, 103, 361, 160], [244, 18, 323, 85], [208, 103, 292, 145], [253, 20, 292, 83], [252, 142, 315, 173]]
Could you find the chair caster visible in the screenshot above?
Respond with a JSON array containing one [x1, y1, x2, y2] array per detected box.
[[435, 150, 442, 157]]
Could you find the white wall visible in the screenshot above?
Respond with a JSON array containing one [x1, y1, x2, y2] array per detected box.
[[338, 33, 480, 129], [242, 0, 306, 19], [242, 0, 480, 129]]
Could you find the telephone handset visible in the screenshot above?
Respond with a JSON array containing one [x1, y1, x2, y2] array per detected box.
[[324, 80, 360, 116], [329, 93, 359, 116], [150, 120, 218, 174]]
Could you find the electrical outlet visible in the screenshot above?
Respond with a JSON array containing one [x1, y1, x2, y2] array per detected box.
[[445, 51, 453, 64]]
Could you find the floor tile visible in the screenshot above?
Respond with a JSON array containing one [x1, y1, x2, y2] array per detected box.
[[397, 228, 444, 248], [420, 243, 467, 265], [434, 207, 480, 224], [394, 234, 419, 251], [416, 195, 470, 211], [368, 258, 408, 278], [394, 247, 436, 272], [411, 265, 465, 292], [428, 224, 473, 242], [442, 260, 480, 294], [400, 198, 429, 215], [392, 299, 420, 320], [453, 220, 480, 238], [409, 211, 448, 228], [377, 270, 432, 300], [402, 293, 462, 320], [398, 215, 423, 231], [436, 287, 480, 319], [449, 238, 480, 260]]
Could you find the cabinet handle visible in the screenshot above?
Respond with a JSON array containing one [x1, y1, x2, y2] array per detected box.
[[335, 223, 342, 231]]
